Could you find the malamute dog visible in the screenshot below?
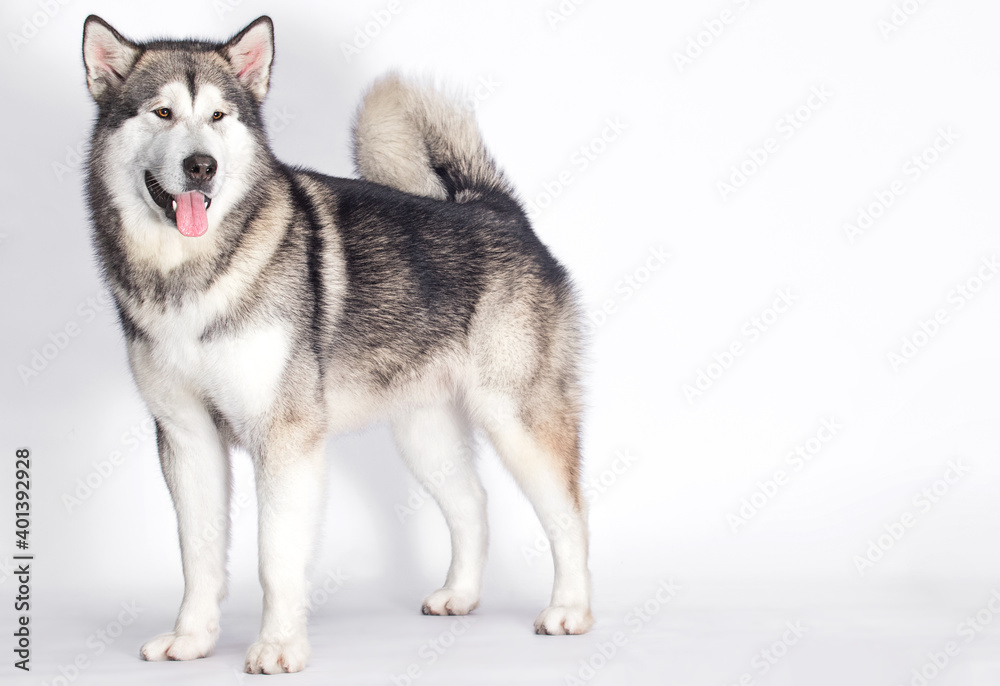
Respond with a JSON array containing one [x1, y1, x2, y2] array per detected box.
[[81, 15, 593, 673]]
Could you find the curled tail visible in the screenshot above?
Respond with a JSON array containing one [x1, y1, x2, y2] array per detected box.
[[352, 73, 518, 205]]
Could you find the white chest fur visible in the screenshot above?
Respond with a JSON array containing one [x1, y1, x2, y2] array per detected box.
[[131, 300, 291, 438], [199, 323, 290, 426]]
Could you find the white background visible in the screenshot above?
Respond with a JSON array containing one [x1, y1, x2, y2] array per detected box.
[[2, 0, 1000, 684]]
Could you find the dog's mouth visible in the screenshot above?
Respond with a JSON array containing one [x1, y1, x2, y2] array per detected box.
[[144, 171, 212, 238]]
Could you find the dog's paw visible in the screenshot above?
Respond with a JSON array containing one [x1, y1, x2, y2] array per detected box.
[[140, 630, 217, 661], [244, 636, 310, 674], [534, 605, 594, 635], [421, 588, 480, 616]]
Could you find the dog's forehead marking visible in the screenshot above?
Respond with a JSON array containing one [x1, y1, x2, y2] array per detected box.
[[157, 82, 194, 116], [194, 84, 226, 117], [153, 82, 226, 119], [185, 68, 197, 101], [132, 49, 236, 111]]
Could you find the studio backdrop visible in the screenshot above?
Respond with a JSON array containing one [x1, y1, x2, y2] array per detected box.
[[2, 1, 1000, 684]]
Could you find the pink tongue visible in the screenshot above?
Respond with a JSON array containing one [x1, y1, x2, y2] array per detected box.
[[175, 191, 208, 237]]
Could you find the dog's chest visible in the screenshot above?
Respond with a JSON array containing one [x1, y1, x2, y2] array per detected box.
[[139, 302, 291, 426]]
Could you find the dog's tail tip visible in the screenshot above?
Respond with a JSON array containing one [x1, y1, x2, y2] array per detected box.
[[352, 72, 517, 204]]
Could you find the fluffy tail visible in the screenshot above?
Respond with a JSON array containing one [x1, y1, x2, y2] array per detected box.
[[352, 73, 517, 205]]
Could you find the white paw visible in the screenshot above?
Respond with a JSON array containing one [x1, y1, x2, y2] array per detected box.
[[421, 588, 480, 616], [534, 605, 594, 635], [140, 630, 217, 661], [244, 636, 311, 674]]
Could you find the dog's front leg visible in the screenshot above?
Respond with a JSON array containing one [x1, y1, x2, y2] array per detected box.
[[140, 409, 231, 661], [244, 435, 325, 674]]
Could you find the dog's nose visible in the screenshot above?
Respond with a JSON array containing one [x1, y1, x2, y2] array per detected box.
[[183, 154, 217, 183]]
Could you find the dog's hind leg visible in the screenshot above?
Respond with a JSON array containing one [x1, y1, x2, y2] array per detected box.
[[391, 401, 488, 616], [476, 395, 594, 635]]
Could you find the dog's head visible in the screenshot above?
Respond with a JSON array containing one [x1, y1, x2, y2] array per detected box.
[[83, 15, 274, 238]]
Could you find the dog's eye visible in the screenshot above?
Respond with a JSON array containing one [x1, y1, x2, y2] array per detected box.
[[212, 111, 225, 121], [154, 107, 171, 119]]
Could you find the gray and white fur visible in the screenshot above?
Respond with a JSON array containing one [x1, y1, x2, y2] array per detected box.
[[81, 15, 593, 674]]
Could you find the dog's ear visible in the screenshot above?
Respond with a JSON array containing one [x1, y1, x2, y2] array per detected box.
[[220, 16, 274, 102], [82, 15, 140, 101]]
